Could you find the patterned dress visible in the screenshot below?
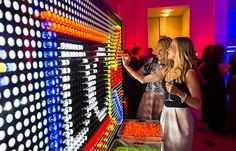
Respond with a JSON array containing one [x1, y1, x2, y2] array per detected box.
[[136, 58, 165, 120]]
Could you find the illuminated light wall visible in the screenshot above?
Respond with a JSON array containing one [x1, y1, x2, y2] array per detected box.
[[0, 0, 123, 151]]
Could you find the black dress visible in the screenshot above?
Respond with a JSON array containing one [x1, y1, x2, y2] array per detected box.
[[207, 60, 227, 134]]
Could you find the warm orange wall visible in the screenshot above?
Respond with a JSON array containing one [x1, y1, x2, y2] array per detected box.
[[105, 0, 228, 57], [182, 8, 190, 37], [148, 17, 159, 54]]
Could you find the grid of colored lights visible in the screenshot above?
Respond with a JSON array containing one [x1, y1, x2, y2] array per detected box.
[[0, 0, 123, 151]]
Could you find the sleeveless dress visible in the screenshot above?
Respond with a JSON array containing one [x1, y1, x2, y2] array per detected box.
[[160, 79, 194, 151], [136, 58, 165, 120]]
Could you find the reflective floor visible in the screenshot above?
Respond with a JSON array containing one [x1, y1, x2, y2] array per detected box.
[[192, 108, 236, 151]]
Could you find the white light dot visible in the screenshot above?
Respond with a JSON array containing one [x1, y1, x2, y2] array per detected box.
[[4, 0, 11, 8], [0, 10, 3, 19], [0, 23, 4, 33], [35, 20, 40, 28], [3, 89, 11, 99], [9, 50, 16, 59], [34, 82, 39, 90], [37, 112, 42, 120], [25, 51, 31, 59], [0, 118, 4, 128], [40, 82, 45, 89], [38, 131, 43, 139], [4, 101, 12, 111], [29, 18, 34, 26], [32, 135, 38, 143], [16, 122, 22, 131], [42, 100, 46, 107], [14, 99, 20, 108], [39, 61, 43, 68], [26, 62, 31, 70], [6, 114, 13, 123], [37, 41, 42, 49], [8, 37, 15, 47], [17, 50, 24, 59], [19, 74, 26, 82], [0, 143, 7, 151], [6, 24, 13, 34], [31, 40, 36, 48], [36, 30, 41, 38], [18, 144, 25, 150], [29, 94, 34, 102], [23, 28, 29, 36], [13, 1, 19, 10], [0, 131, 6, 141], [24, 39, 30, 47], [21, 4, 27, 13], [39, 140, 44, 148], [37, 122, 42, 129], [22, 16, 28, 25], [30, 105, 35, 113], [31, 125, 37, 133], [33, 72, 39, 79], [32, 51, 37, 58], [5, 11, 12, 21], [35, 92, 40, 100], [27, 73, 32, 80], [9, 138, 16, 147], [7, 126, 14, 135], [28, 7, 33, 15], [43, 118, 47, 125], [26, 139, 31, 148], [24, 129, 30, 137], [15, 110, 21, 120], [21, 96, 28, 105], [12, 87, 19, 96], [28, 84, 33, 92], [33, 62, 38, 69], [18, 62, 25, 71], [16, 38, 23, 47], [23, 108, 29, 116], [30, 115, 36, 123], [15, 25, 21, 34], [36, 102, 41, 110], [20, 85, 27, 94], [0, 36, 6, 46], [17, 133, 24, 142]]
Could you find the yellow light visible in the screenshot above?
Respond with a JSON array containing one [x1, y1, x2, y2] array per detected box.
[[162, 14, 170, 17], [0, 62, 6, 73], [162, 9, 173, 13]]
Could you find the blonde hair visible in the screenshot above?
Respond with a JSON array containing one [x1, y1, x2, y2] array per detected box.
[[169, 37, 195, 83], [158, 37, 172, 65]]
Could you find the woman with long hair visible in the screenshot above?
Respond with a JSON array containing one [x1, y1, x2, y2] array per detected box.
[[136, 37, 171, 120]]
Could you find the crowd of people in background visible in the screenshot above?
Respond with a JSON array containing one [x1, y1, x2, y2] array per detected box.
[[122, 36, 236, 151]]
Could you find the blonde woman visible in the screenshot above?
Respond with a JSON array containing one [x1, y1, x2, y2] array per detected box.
[[122, 37, 202, 151], [136, 37, 171, 120]]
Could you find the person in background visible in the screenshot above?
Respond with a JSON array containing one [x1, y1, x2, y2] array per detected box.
[[207, 43, 230, 135], [122, 37, 202, 151], [226, 50, 236, 135], [122, 46, 144, 119], [136, 37, 172, 120], [140, 47, 157, 65], [227, 50, 236, 93], [196, 44, 213, 123]]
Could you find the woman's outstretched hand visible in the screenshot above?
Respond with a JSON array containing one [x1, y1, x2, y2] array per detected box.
[[122, 54, 131, 68]]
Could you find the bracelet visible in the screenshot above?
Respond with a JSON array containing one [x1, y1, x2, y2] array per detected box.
[[181, 93, 188, 103]]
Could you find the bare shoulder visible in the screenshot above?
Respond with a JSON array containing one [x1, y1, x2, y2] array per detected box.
[[185, 69, 199, 82]]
